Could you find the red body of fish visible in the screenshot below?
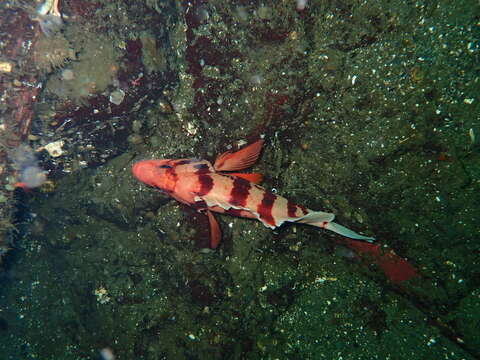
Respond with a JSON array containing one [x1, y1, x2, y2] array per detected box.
[[132, 139, 375, 249]]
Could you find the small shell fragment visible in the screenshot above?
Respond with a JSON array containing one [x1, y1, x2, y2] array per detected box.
[[184, 121, 198, 136], [109, 89, 125, 105], [0, 61, 13, 72], [44, 140, 64, 157]]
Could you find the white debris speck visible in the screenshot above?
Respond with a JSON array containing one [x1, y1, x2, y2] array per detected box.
[[99, 348, 115, 360], [296, 0, 307, 11], [94, 286, 111, 304], [469, 128, 476, 145], [185, 121, 198, 136]]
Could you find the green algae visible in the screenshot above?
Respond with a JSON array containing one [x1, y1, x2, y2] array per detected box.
[[45, 33, 120, 104]]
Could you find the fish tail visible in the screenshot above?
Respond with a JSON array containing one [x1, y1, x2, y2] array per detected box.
[[294, 211, 374, 242], [294, 210, 335, 226], [323, 221, 375, 242]]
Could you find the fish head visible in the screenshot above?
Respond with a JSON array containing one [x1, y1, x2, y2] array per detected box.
[[132, 159, 174, 190]]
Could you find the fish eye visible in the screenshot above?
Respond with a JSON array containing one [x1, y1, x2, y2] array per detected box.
[[158, 164, 172, 169]]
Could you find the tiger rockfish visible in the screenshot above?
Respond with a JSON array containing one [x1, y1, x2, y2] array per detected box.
[[132, 139, 374, 248]]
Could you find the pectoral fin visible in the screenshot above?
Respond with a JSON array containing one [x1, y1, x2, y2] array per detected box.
[[214, 139, 264, 171], [207, 210, 221, 249]]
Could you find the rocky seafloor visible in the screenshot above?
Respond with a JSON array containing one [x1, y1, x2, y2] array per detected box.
[[0, 0, 479, 359]]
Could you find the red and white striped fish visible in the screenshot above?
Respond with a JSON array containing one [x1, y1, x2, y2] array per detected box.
[[132, 139, 374, 248]]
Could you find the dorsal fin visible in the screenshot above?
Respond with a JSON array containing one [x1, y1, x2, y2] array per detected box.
[[214, 139, 264, 172]]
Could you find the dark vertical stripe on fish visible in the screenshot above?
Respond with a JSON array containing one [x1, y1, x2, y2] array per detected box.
[[287, 201, 298, 218], [229, 177, 251, 207], [164, 167, 178, 193], [225, 208, 244, 217], [257, 191, 277, 226], [197, 174, 214, 196], [297, 204, 308, 215]]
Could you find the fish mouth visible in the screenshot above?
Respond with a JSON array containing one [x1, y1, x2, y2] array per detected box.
[[131, 160, 161, 184], [131, 161, 146, 181]]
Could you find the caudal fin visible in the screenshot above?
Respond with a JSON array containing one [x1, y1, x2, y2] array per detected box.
[[324, 221, 375, 242], [294, 210, 374, 242], [294, 210, 335, 226]]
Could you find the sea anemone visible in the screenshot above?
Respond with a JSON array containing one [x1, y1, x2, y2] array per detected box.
[[33, 33, 75, 73], [8, 145, 47, 189]]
